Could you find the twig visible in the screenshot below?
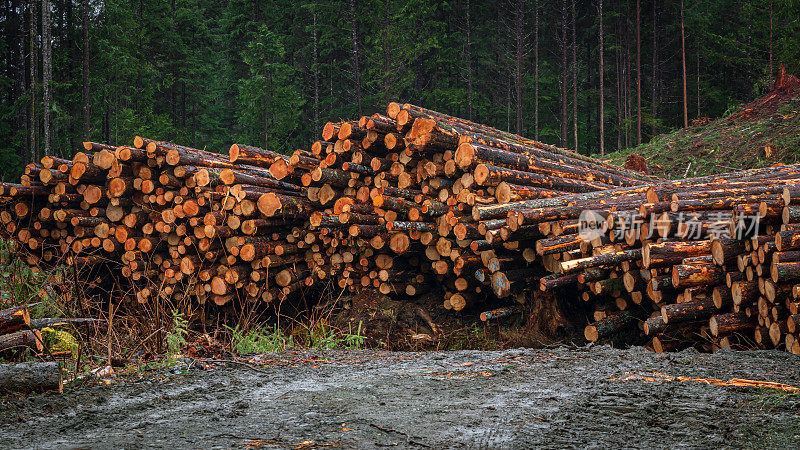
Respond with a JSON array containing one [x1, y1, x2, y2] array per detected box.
[[124, 327, 165, 359], [74, 342, 83, 376], [370, 423, 430, 448], [683, 162, 692, 178]]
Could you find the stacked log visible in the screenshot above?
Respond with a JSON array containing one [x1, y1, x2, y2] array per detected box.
[[472, 165, 800, 354], [2, 102, 655, 320], [273, 103, 656, 314], [3, 101, 800, 355]]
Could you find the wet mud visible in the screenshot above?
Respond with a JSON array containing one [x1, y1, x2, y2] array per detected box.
[[2, 346, 799, 448]]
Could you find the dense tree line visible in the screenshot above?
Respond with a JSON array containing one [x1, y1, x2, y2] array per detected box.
[[0, 0, 798, 179]]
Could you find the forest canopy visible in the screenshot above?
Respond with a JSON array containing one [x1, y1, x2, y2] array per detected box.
[[1, 0, 798, 180]]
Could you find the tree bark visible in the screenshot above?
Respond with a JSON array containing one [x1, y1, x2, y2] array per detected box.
[[0, 361, 62, 395], [560, 0, 568, 147], [465, 0, 473, 121], [534, 0, 539, 140], [598, 0, 604, 156], [769, 0, 773, 77], [349, 0, 363, 117], [680, 0, 688, 128], [571, 0, 577, 151], [29, 0, 37, 161], [264, 68, 269, 150], [82, 0, 89, 137], [514, 1, 523, 135], [42, 0, 52, 155], [651, 0, 658, 136], [624, 18, 630, 148], [383, 0, 390, 106], [636, 0, 641, 145], [696, 41, 700, 119], [615, 20, 622, 150], [584, 311, 636, 342], [312, 7, 320, 132]]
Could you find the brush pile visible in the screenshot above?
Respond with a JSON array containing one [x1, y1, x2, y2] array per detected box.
[[2, 102, 799, 354]]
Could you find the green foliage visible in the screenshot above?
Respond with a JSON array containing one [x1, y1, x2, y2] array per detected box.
[[236, 24, 304, 153], [225, 319, 366, 354], [2, 0, 800, 176], [298, 319, 365, 350], [166, 311, 189, 355], [226, 324, 294, 354], [0, 241, 66, 319], [343, 321, 366, 350]]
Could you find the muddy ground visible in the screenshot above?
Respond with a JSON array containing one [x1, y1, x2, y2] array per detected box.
[[2, 346, 799, 448]]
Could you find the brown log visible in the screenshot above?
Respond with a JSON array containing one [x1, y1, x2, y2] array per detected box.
[[661, 298, 717, 324], [709, 312, 756, 337], [643, 240, 712, 268], [584, 311, 636, 342], [0, 361, 62, 395]]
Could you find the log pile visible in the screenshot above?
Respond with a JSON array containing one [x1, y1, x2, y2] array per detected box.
[[0, 103, 653, 317], [476, 166, 800, 354], [2, 101, 799, 355]]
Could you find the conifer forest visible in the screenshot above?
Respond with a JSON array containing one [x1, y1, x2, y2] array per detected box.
[[1, 0, 799, 181]]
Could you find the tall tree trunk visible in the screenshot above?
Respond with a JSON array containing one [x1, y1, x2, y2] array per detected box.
[[42, 0, 52, 156], [465, 0, 473, 120], [769, 0, 773, 77], [696, 42, 700, 119], [264, 68, 270, 150], [102, 86, 109, 143], [506, 76, 511, 132], [514, 1, 523, 135], [571, 0, 577, 151], [9, 0, 25, 162], [534, 0, 539, 140], [29, 0, 37, 161], [625, 19, 631, 148], [598, 0, 604, 156], [636, 0, 641, 144], [615, 25, 622, 150], [680, 0, 688, 128], [312, 7, 320, 132], [560, 0, 568, 147], [5, 0, 12, 108], [65, 0, 74, 149], [349, 0, 363, 116], [82, 0, 89, 137], [329, 58, 333, 118], [181, 83, 186, 128], [20, 0, 29, 160], [383, 0, 390, 106], [651, 0, 658, 136]]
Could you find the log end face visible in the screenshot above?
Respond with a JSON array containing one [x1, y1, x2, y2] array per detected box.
[[584, 325, 599, 343], [269, 159, 290, 180], [322, 122, 337, 141], [386, 102, 401, 119], [642, 244, 652, 269], [389, 233, 410, 254], [473, 164, 489, 186], [229, 144, 241, 162], [454, 142, 475, 170]]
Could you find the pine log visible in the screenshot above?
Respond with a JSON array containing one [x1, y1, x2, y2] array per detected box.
[[0, 361, 62, 395]]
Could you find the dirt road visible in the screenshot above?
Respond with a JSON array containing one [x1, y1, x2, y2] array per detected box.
[[2, 346, 799, 448]]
